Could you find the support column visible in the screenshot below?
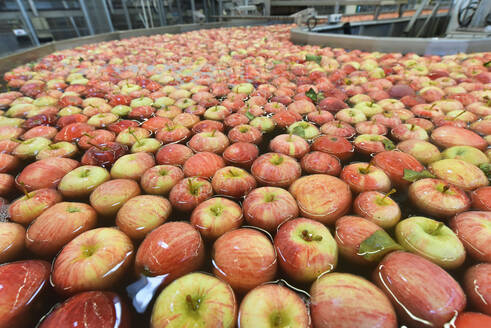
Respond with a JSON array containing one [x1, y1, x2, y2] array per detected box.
[[79, 0, 95, 35], [15, 0, 40, 46]]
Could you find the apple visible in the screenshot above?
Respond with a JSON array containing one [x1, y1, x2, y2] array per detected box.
[[116, 127, 151, 146], [183, 151, 225, 178], [355, 121, 387, 135], [250, 116, 276, 133], [441, 145, 489, 166], [251, 153, 301, 188], [464, 263, 491, 315], [38, 291, 131, 328], [228, 124, 262, 144], [335, 108, 367, 124], [190, 197, 243, 240], [110, 152, 155, 180], [0, 260, 51, 328], [25, 202, 97, 257], [155, 143, 193, 166], [320, 120, 356, 138], [371, 150, 424, 188], [300, 151, 341, 176], [211, 166, 256, 198], [450, 211, 491, 262], [223, 142, 259, 169], [150, 272, 236, 328], [188, 130, 229, 154], [269, 134, 310, 159], [0, 222, 25, 263], [242, 186, 299, 232], [353, 134, 395, 155], [274, 217, 337, 282], [212, 228, 277, 294], [471, 186, 491, 211], [89, 179, 141, 217], [169, 177, 213, 212], [405, 117, 434, 132], [373, 251, 466, 328], [135, 222, 204, 284], [408, 178, 470, 217], [12, 137, 51, 159], [21, 126, 57, 140], [311, 135, 354, 162], [58, 165, 111, 198], [204, 105, 231, 121], [140, 165, 183, 195], [391, 124, 428, 141], [310, 272, 397, 328], [289, 174, 352, 224], [371, 111, 402, 129], [130, 138, 161, 153], [454, 312, 491, 328], [353, 190, 401, 228], [238, 284, 310, 328], [0, 173, 13, 197], [9, 188, 63, 225], [16, 157, 79, 191], [54, 123, 94, 142], [335, 215, 401, 264], [431, 126, 487, 151], [35, 141, 77, 160], [116, 195, 171, 241], [51, 227, 134, 295], [340, 162, 392, 193], [429, 159, 488, 191], [81, 142, 128, 168], [396, 139, 441, 165]]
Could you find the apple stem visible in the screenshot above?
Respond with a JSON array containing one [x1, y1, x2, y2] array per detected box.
[[429, 222, 445, 235], [359, 162, 372, 175], [288, 132, 293, 142], [88, 141, 109, 151], [410, 124, 415, 131], [82, 132, 94, 139], [381, 188, 396, 201], [301, 230, 323, 242], [188, 178, 202, 196], [9, 138, 22, 143], [336, 121, 342, 128], [128, 127, 142, 145], [452, 110, 466, 121], [186, 295, 201, 311], [442, 185, 450, 193], [211, 129, 216, 137], [270, 154, 284, 166], [18, 182, 31, 199]]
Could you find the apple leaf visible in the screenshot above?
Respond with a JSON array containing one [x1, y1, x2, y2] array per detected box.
[[291, 125, 305, 138], [305, 54, 322, 65], [358, 230, 404, 262], [402, 169, 435, 182], [245, 110, 254, 121], [78, 57, 84, 62], [484, 60, 491, 68], [305, 88, 318, 103], [381, 139, 395, 150], [479, 163, 491, 182]]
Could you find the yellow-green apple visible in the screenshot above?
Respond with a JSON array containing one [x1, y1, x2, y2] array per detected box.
[[36, 141, 78, 160], [289, 174, 352, 224], [211, 166, 256, 198], [408, 178, 470, 217], [140, 165, 183, 195], [16, 157, 79, 191], [371, 151, 424, 188], [203, 105, 231, 120], [373, 251, 466, 328], [269, 134, 310, 159], [25, 202, 97, 257], [396, 139, 441, 165], [300, 151, 341, 176], [354, 102, 384, 119], [441, 145, 489, 166], [110, 152, 155, 180], [169, 177, 213, 212], [58, 165, 110, 198], [116, 127, 151, 146], [150, 272, 236, 328], [242, 186, 299, 232], [89, 179, 141, 217], [131, 138, 161, 153], [335, 108, 367, 124], [310, 272, 397, 328], [340, 162, 391, 193], [188, 130, 229, 154], [429, 159, 488, 190], [311, 135, 354, 162], [9, 188, 62, 225], [251, 153, 301, 188], [335, 215, 402, 264], [238, 284, 310, 328], [0, 260, 51, 328], [391, 124, 429, 141], [38, 291, 131, 328], [12, 137, 51, 159], [250, 116, 275, 133], [156, 143, 193, 166], [274, 217, 338, 282], [0, 222, 25, 263], [51, 227, 134, 295], [287, 121, 320, 140], [353, 190, 401, 228], [353, 134, 395, 155], [116, 195, 171, 240], [183, 152, 225, 178], [464, 263, 491, 315], [135, 222, 204, 284], [450, 211, 491, 262], [431, 126, 487, 151], [471, 186, 491, 211], [223, 142, 259, 169], [190, 197, 243, 240], [212, 228, 277, 294], [395, 216, 465, 269]]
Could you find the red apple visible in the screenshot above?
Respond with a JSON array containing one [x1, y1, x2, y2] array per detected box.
[[51, 227, 134, 295], [183, 151, 225, 178], [300, 151, 341, 176], [140, 165, 183, 195], [464, 263, 491, 315], [269, 134, 309, 159], [450, 211, 491, 262], [212, 228, 277, 294], [320, 121, 356, 138], [211, 166, 256, 198], [155, 143, 193, 166], [223, 142, 259, 169], [0, 222, 25, 263], [169, 177, 213, 212], [431, 126, 487, 151], [371, 150, 424, 188], [353, 190, 401, 228], [471, 186, 491, 211], [251, 152, 301, 188], [454, 312, 491, 328], [9, 188, 63, 225], [89, 179, 141, 217], [16, 157, 79, 191], [188, 130, 229, 154], [0, 153, 19, 173], [311, 135, 354, 162]]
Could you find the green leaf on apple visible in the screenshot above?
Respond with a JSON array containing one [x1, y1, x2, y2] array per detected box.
[[306, 88, 318, 103], [358, 230, 403, 262], [78, 57, 84, 62], [245, 110, 254, 121], [478, 163, 491, 182], [484, 60, 491, 68], [381, 139, 395, 151], [291, 125, 305, 138], [305, 54, 322, 65], [402, 169, 435, 182]]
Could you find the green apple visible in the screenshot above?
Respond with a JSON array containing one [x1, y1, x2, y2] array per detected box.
[[354, 101, 383, 118], [36, 141, 77, 160], [397, 139, 441, 165], [287, 121, 320, 140], [131, 96, 154, 108], [121, 83, 141, 94], [110, 152, 155, 180], [154, 97, 175, 109], [87, 113, 119, 128], [5, 103, 36, 117], [58, 165, 111, 198], [116, 127, 151, 146], [232, 82, 254, 95], [0, 116, 24, 127], [250, 116, 275, 133], [131, 138, 162, 153], [150, 272, 237, 328], [335, 108, 367, 124], [441, 146, 489, 166], [111, 105, 132, 116], [13, 137, 52, 159], [33, 96, 57, 107], [58, 106, 83, 116], [395, 216, 466, 269]]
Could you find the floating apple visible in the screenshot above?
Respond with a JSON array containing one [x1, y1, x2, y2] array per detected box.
[[16, 157, 79, 191], [251, 152, 301, 188], [450, 211, 491, 262], [340, 162, 392, 193], [58, 165, 110, 198], [0, 222, 25, 263], [353, 190, 401, 228], [89, 179, 141, 217], [9, 187, 63, 225]]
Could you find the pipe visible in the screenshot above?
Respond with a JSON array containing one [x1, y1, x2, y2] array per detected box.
[[122, 0, 133, 29], [191, 0, 196, 23], [15, 0, 40, 46], [78, 0, 95, 35], [157, 0, 167, 25], [101, 0, 115, 32]]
